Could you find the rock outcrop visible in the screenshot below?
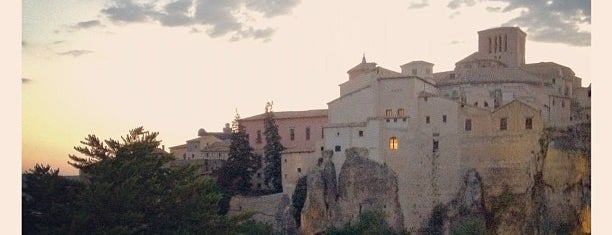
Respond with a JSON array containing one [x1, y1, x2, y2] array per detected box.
[[300, 148, 404, 234]]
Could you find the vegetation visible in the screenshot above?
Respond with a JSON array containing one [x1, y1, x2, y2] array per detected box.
[[24, 127, 253, 234], [291, 176, 308, 227], [422, 204, 447, 235], [217, 113, 261, 196], [451, 215, 490, 235], [263, 102, 285, 192], [326, 210, 410, 235]]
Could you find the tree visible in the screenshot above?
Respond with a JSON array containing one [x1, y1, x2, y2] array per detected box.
[[217, 113, 261, 196], [22, 164, 84, 235], [263, 102, 285, 192], [64, 127, 248, 234]]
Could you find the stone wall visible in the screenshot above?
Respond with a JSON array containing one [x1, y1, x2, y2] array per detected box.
[[228, 193, 296, 234]]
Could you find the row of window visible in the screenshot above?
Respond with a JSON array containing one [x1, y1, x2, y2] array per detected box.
[[385, 109, 405, 117], [488, 34, 508, 53], [255, 127, 320, 143], [182, 152, 227, 159], [463, 117, 533, 131]]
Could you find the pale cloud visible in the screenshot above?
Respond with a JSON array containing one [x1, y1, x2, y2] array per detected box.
[[99, 0, 301, 41], [407, 0, 429, 9], [446, 0, 590, 46], [57, 50, 93, 57], [22, 78, 33, 84], [75, 20, 104, 29]]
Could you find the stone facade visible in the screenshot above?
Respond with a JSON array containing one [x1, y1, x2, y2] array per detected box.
[[319, 26, 590, 232], [168, 127, 231, 175]]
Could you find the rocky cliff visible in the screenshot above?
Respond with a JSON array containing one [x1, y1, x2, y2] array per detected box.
[[300, 149, 404, 234]]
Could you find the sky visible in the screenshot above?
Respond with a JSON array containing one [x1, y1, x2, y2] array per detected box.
[[21, 0, 592, 176]]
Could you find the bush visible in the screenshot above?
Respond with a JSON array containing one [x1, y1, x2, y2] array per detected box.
[[326, 210, 409, 235]]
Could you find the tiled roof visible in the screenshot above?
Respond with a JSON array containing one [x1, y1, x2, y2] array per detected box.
[[241, 109, 328, 121]]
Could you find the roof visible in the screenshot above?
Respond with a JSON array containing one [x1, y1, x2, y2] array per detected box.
[[241, 109, 328, 121], [401, 60, 434, 67], [431, 67, 543, 86], [169, 144, 187, 149]]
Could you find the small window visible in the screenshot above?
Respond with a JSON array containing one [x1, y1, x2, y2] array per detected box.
[[335, 145, 342, 152], [474, 102, 478, 106], [442, 115, 447, 123], [484, 101, 489, 107], [561, 100, 565, 108], [397, 108, 405, 116], [465, 119, 472, 131], [257, 173, 261, 178], [290, 128, 295, 141], [322, 128, 324, 139], [386, 119, 390, 123], [306, 127, 311, 140], [256, 130, 262, 143], [385, 109, 393, 117], [426, 68, 432, 74], [552, 99, 556, 106], [320, 146, 324, 151], [389, 137, 398, 150], [411, 69, 417, 75], [359, 130, 364, 137], [433, 139, 439, 153], [500, 117, 508, 130], [426, 116, 430, 124], [552, 79, 556, 84], [297, 168, 301, 173], [525, 117, 533, 130], [218, 153, 221, 157], [284, 158, 287, 163], [450, 73, 456, 79], [588, 90, 591, 97], [257, 183, 262, 189]]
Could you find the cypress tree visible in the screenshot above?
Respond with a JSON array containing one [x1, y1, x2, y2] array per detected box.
[[263, 102, 285, 192]]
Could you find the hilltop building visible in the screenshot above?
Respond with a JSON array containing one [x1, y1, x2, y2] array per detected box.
[[240, 109, 327, 193], [320, 26, 590, 231], [168, 126, 231, 176]]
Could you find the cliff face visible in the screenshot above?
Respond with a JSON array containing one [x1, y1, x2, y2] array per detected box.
[[300, 148, 404, 234], [298, 124, 590, 234]]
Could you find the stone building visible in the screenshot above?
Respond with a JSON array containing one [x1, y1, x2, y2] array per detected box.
[[320, 26, 590, 232], [240, 109, 328, 194], [168, 126, 231, 176]]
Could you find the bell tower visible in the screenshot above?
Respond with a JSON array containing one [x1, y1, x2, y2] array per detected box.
[[477, 27, 526, 68]]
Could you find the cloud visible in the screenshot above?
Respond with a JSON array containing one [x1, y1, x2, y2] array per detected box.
[[76, 20, 103, 29], [446, 0, 590, 46], [57, 50, 93, 57], [486, 6, 501, 12], [22, 40, 27, 48], [408, 0, 429, 9], [99, 0, 300, 41], [53, 40, 65, 44], [450, 40, 464, 44], [22, 78, 32, 84]]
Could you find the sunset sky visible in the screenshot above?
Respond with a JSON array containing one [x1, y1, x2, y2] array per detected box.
[[21, 0, 592, 176]]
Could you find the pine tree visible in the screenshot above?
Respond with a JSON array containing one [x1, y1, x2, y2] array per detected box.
[[263, 102, 285, 192], [64, 127, 248, 234], [217, 113, 261, 195]]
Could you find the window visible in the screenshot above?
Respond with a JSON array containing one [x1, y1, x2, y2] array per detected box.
[[588, 90, 591, 97], [397, 108, 405, 116], [385, 109, 393, 117], [320, 146, 324, 151], [411, 69, 417, 75], [484, 101, 489, 107], [322, 127, 324, 139], [256, 130, 262, 143], [257, 173, 261, 178], [335, 145, 341, 152], [525, 117, 533, 130], [552, 78, 556, 84], [219, 153, 222, 157], [433, 139, 439, 153], [552, 99, 556, 106], [450, 74, 456, 79], [562, 100, 565, 108], [465, 119, 472, 131], [306, 127, 311, 140], [290, 128, 295, 141], [389, 137, 398, 150], [257, 183, 262, 189], [426, 68, 432, 74], [500, 117, 508, 130], [359, 130, 364, 137], [297, 168, 302, 173], [426, 116, 430, 124], [443, 115, 447, 123]]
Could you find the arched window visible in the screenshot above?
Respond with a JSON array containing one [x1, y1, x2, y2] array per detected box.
[[389, 137, 398, 150]]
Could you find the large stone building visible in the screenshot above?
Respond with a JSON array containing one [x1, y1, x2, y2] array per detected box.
[[320, 26, 590, 232], [240, 109, 328, 193], [168, 126, 231, 175]]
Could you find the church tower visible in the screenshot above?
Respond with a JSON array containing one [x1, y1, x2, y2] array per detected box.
[[477, 27, 526, 68]]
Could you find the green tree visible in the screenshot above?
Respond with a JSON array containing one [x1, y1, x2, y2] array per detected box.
[[326, 210, 410, 235], [263, 102, 285, 192], [66, 127, 248, 234], [217, 113, 261, 195], [291, 176, 308, 227], [22, 164, 84, 235]]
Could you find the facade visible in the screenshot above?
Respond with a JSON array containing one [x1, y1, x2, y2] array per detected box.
[[168, 127, 231, 176], [240, 109, 328, 194], [322, 27, 590, 231]]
